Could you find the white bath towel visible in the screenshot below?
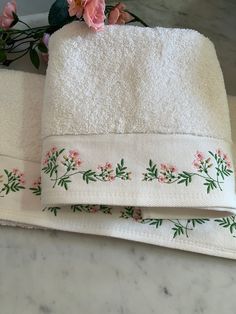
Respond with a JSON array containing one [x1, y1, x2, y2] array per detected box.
[[42, 22, 236, 218], [1, 69, 236, 259]]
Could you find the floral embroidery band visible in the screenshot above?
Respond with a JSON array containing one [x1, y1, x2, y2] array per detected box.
[[1, 147, 235, 239], [42, 146, 131, 190], [41, 146, 233, 193], [142, 149, 233, 193]]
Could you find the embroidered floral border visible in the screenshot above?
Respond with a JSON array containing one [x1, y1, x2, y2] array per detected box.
[[0, 146, 235, 239], [41, 147, 233, 193]]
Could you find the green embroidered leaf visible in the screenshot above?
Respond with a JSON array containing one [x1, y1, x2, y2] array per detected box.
[[142, 218, 163, 228], [99, 205, 112, 214], [82, 170, 97, 184], [58, 176, 71, 190], [120, 207, 134, 219], [215, 216, 236, 235], [177, 172, 192, 186], [71, 204, 82, 212], [172, 224, 184, 238], [204, 179, 217, 194], [43, 206, 61, 216], [190, 218, 209, 227], [4, 169, 9, 177], [143, 160, 158, 181], [29, 186, 41, 196]]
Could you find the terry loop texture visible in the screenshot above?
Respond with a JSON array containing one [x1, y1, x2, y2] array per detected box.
[[0, 69, 44, 162], [42, 22, 231, 140]]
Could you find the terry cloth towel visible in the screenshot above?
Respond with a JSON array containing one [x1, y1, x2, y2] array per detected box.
[[2, 69, 236, 259], [42, 22, 236, 219]]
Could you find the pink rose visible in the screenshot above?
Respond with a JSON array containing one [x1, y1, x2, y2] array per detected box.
[[0, 0, 17, 30], [67, 0, 84, 17], [83, 0, 105, 31], [108, 2, 133, 25]]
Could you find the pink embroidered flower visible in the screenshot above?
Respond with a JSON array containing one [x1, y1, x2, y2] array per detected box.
[[195, 151, 204, 161], [216, 149, 223, 157], [69, 149, 80, 159], [223, 153, 229, 161], [108, 2, 133, 25], [43, 158, 49, 165], [12, 168, 19, 175], [158, 176, 166, 183], [0, 0, 17, 30], [226, 161, 231, 169], [89, 206, 98, 213], [33, 176, 41, 187], [169, 165, 177, 173], [76, 159, 82, 166], [51, 146, 57, 153], [108, 175, 115, 181], [105, 162, 112, 169], [19, 178, 26, 185], [67, 0, 84, 18], [133, 208, 142, 221], [160, 164, 168, 171], [193, 160, 201, 169], [83, 0, 105, 31]]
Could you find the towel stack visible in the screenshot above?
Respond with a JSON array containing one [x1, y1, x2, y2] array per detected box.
[[1, 21, 236, 258]]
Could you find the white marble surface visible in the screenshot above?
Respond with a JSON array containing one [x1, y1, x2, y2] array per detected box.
[[0, 226, 236, 314], [0, 1, 236, 313]]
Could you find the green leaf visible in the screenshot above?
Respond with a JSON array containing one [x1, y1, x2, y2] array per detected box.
[[0, 50, 6, 62], [37, 42, 48, 53], [30, 48, 40, 69], [48, 0, 74, 27]]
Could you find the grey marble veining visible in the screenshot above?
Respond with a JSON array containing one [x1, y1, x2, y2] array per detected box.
[[0, 226, 236, 314]]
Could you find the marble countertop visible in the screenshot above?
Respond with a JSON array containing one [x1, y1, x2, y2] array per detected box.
[[0, 1, 236, 313], [1, 226, 236, 314]]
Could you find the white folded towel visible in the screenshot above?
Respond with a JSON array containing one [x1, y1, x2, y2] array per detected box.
[[1, 69, 236, 259], [42, 22, 236, 218]]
